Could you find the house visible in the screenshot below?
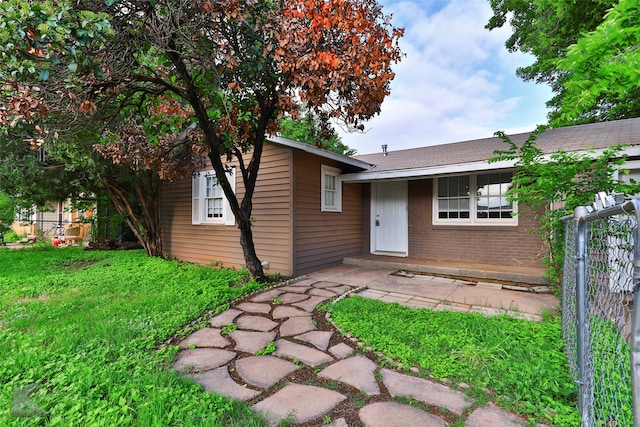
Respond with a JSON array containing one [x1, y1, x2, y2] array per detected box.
[[12, 199, 93, 243], [159, 117, 640, 284]]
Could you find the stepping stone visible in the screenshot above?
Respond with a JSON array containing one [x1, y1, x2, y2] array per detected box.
[[278, 292, 309, 304], [359, 402, 446, 427], [326, 285, 351, 295], [236, 314, 278, 332], [235, 302, 271, 314], [178, 327, 230, 349], [274, 339, 334, 367], [230, 330, 276, 354], [311, 281, 342, 289], [278, 285, 311, 294], [465, 403, 530, 427], [286, 278, 318, 287], [326, 418, 348, 427], [190, 366, 260, 401], [295, 331, 333, 351], [318, 356, 380, 395], [172, 348, 236, 373], [381, 368, 473, 415], [329, 343, 354, 359], [272, 305, 312, 319], [309, 288, 337, 298], [251, 289, 283, 303], [292, 295, 328, 312], [209, 308, 242, 327], [280, 316, 316, 336], [235, 356, 298, 389], [253, 383, 346, 425]]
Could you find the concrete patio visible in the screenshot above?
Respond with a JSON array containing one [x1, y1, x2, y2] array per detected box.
[[308, 264, 558, 322]]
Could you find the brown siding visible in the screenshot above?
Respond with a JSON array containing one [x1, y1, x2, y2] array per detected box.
[[292, 151, 363, 275], [160, 144, 294, 275], [407, 179, 545, 268]]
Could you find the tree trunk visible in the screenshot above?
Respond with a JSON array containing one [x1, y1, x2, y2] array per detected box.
[[238, 217, 266, 282], [103, 172, 163, 257]]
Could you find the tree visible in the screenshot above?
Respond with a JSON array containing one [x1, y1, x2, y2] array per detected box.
[[0, 0, 403, 281], [0, 192, 14, 230], [490, 127, 640, 286], [279, 108, 356, 156], [484, 0, 636, 123], [553, 0, 640, 126]]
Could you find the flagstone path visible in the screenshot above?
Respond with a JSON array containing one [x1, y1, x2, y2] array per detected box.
[[171, 276, 548, 426]]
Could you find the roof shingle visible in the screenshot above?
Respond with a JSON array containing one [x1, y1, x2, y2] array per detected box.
[[353, 117, 640, 173]]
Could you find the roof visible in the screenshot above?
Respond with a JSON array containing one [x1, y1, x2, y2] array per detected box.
[[267, 135, 372, 170], [343, 117, 640, 182]]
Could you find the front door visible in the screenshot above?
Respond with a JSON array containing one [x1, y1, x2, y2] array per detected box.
[[372, 181, 408, 255]]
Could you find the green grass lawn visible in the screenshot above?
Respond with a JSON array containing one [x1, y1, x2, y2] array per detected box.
[[0, 246, 269, 426], [329, 296, 580, 426]]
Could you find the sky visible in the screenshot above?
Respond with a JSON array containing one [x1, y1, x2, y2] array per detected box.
[[336, 0, 553, 155]]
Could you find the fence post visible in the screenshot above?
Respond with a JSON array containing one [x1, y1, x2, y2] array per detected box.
[[574, 206, 593, 427], [631, 199, 640, 426]]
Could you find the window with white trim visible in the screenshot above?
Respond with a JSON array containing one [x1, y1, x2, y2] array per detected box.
[[192, 168, 236, 225], [434, 172, 516, 225], [321, 165, 342, 212]]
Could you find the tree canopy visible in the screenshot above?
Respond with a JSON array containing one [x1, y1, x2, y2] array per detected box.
[[0, 0, 403, 279], [553, 0, 640, 125], [279, 108, 356, 156], [485, 0, 640, 124]]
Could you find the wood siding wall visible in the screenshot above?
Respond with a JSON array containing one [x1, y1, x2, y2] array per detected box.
[[407, 179, 545, 268], [292, 151, 363, 275], [160, 143, 294, 274]]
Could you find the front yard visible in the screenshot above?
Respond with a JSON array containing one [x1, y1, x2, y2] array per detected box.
[[1, 246, 579, 426], [0, 246, 269, 426]]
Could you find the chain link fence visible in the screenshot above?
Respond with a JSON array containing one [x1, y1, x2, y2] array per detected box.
[[562, 198, 640, 426]]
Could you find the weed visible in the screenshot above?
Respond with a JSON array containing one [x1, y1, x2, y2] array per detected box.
[[221, 323, 237, 335], [323, 414, 331, 425], [351, 392, 368, 409], [256, 341, 276, 356], [277, 410, 297, 426], [272, 295, 282, 305], [316, 301, 333, 312], [324, 379, 340, 390], [313, 363, 328, 374]]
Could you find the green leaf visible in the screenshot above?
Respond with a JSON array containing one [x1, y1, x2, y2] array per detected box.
[[39, 69, 50, 81], [68, 62, 77, 72]]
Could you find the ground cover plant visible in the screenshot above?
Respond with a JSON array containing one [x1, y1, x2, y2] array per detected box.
[[0, 247, 269, 426], [330, 296, 580, 426]]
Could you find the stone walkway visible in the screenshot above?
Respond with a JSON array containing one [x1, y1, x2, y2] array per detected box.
[[172, 270, 553, 426]]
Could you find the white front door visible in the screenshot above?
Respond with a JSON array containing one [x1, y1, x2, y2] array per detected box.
[[371, 181, 408, 255]]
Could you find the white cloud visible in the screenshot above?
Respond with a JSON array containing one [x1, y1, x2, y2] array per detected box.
[[336, 0, 552, 155]]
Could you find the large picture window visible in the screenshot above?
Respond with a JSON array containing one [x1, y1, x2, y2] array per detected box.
[[434, 172, 516, 225], [192, 168, 236, 225]]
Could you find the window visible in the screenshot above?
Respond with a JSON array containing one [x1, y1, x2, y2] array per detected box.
[[192, 168, 236, 225], [434, 172, 516, 225], [205, 175, 224, 219], [321, 165, 342, 212]]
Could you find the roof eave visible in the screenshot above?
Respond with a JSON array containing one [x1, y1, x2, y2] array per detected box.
[[267, 135, 373, 170], [341, 144, 640, 183]]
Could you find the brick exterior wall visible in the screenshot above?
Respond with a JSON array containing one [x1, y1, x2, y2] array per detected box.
[[407, 179, 545, 268]]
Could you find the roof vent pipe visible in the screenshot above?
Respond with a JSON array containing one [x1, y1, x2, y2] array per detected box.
[[382, 144, 388, 156]]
